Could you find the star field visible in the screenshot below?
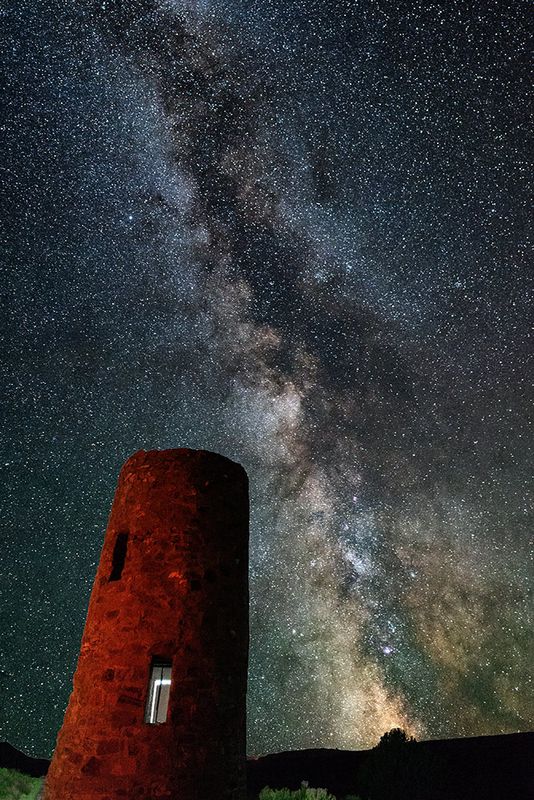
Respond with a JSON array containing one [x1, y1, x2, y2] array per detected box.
[[1, 0, 533, 757]]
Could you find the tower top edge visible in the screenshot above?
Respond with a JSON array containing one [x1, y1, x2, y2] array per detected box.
[[122, 448, 248, 477]]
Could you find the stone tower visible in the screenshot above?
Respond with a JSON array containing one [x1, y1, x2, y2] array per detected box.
[[44, 448, 249, 800]]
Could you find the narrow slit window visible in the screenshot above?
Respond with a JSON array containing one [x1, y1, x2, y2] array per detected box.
[[144, 660, 172, 724], [109, 533, 128, 582]]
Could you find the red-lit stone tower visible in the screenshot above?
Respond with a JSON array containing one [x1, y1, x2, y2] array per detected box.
[[44, 448, 249, 800]]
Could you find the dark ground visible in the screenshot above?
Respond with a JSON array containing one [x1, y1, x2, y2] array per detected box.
[[0, 743, 50, 778], [2, 731, 533, 799], [247, 732, 534, 799]]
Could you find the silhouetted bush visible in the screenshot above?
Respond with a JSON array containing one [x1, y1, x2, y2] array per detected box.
[[259, 783, 337, 799], [358, 728, 446, 800], [0, 768, 43, 800]]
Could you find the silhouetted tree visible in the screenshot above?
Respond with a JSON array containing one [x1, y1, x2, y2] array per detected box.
[[358, 729, 447, 800], [377, 728, 416, 749], [359, 729, 414, 800]]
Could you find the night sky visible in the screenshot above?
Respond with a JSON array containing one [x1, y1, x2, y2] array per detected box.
[[2, 0, 533, 759]]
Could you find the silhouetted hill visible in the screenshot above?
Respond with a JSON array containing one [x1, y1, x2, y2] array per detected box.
[[247, 746, 367, 797], [3, 732, 533, 798], [0, 742, 49, 777], [246, 731, 534, 799]]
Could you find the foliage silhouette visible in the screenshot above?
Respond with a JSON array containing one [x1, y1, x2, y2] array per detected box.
[[259, 783, 337, 799], [358, 728, 447, 800], [0, 768, 42, 800]]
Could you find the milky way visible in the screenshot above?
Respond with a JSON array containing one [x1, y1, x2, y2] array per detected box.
[[1, 0, 533, 757]]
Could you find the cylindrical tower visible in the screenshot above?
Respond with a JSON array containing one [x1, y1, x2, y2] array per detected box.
[[44, 448, 249, 800]]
